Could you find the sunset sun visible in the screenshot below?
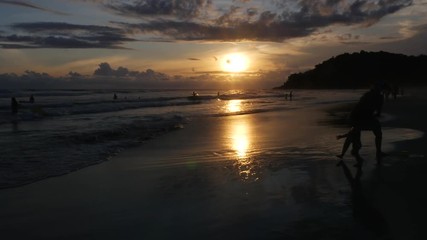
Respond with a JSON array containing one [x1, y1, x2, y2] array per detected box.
[[221, 53, 250, 73]]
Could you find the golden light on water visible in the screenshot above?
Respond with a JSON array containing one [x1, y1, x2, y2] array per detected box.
[[225, 115, 258, 181], [227, 99, 242, 113], [232, 124, 250, 158]]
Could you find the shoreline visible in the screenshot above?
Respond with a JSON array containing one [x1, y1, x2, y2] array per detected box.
[[0, 103, 358, 239], [0, 89, 426, 239]]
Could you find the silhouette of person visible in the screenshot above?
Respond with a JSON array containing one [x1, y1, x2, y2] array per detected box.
[[336, 128, 357, 156], [113, 93, 118, 100], [29, 95, 35, 103], [11, 97, 19, 114], [349, 82, 386, 165], [337, 160, 389, 238], [336, 127, 363, 166], [289, 91, 293, 101]]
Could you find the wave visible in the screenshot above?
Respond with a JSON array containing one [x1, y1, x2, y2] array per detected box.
[[0, 114, 188, 189], [0, 90, 286, 122]]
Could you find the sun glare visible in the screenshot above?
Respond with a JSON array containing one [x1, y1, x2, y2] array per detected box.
[[221, 53, 249, 73]]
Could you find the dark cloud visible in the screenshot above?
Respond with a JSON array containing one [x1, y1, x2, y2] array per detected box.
[[0, 43, 38, 49], [285, 0, 413, 27], [0, 64, 172, 89], [336, 33, 360, 42], [94, 62, 120, 76], [0, 62, 280, 89], [68, 71, 83, 77], [104, 0, 212, 19], [117, 16, 312, 41], [0, 0, 69, 15], [1, 22, 134, 49], [0, 0, 414, 48], [93, 62, 169, 80], [114, 0, 412, 42]]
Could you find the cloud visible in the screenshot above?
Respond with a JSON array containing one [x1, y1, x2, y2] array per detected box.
[[0, 0, 69, 15], [0, 62, 282, 89], [94, 62, 134, 77], [114, 0, 413, 42], [0, 43, 38, 49], [103, 0, 212, 19], [1, 22, 134, 49], [0, 65, 172, 89], [67, 71, 83, 77], [117, 16, 311, 41], [93, 62, 169, 80], [0, 0, 415, 49]]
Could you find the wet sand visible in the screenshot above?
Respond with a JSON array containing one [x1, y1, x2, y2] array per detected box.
[[362, 88, 427, 240], [0, 89, 426, 240]]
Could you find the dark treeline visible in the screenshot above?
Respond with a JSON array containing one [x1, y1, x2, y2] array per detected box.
[[280, 51, 427, 89]]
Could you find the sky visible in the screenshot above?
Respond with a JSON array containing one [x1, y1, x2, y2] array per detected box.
[[1, 0, 427, 89]]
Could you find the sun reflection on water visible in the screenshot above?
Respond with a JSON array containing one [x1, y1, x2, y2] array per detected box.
[[226, 113, 258, 182], [226, 99, 242, 113], [232, 124, 250, 158]]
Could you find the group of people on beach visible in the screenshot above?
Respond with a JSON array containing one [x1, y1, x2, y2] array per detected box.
[[336, 81, 388, 167]]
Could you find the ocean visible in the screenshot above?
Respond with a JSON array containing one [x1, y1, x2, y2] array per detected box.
[[0, 89, 362, 189]]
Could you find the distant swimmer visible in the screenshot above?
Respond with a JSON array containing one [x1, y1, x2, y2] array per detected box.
[[29, 95, 35, 103], [11, 97, 19, 114], [113, 93, 118, 100], [192, 91, 198, 97]]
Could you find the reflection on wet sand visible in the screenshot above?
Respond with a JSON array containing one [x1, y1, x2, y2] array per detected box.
[[338, 160, 389, 238], [225, 100, 259, 181]]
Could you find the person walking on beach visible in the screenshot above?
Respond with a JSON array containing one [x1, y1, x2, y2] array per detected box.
[[341, 82, 386, 165]]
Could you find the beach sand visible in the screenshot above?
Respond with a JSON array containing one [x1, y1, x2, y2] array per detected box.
[[1, 89, 426, 240], [362, 88, 427, 240]]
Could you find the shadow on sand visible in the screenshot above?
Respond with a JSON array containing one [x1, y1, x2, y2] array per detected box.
[[337, 160, 390, 239]]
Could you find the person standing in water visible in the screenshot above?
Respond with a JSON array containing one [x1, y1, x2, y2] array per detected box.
[[11, 97, 19, 114]]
